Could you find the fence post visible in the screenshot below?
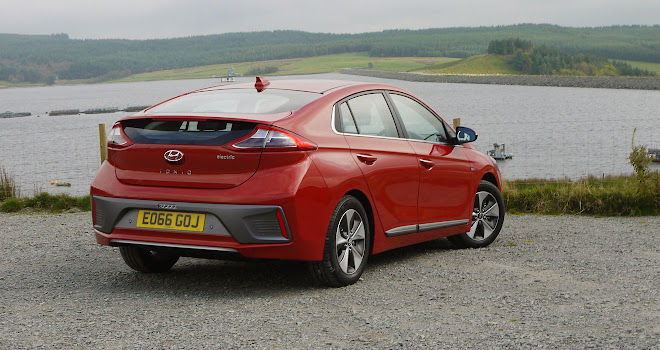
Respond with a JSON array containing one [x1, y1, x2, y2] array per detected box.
[[98, 124, 107, 164], [453, 118, 461, 130]]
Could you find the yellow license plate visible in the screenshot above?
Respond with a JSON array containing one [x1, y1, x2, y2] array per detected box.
[[137, 210, 206, 232]]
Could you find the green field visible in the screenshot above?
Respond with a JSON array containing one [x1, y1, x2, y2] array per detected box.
[[412, 54, 521, 75], [620, 60, 660, 74], [4, 51, 656, 87], [114, 53, 460, 82]]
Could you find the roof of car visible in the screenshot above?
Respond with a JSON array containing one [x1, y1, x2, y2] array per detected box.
[[194, 79, 364, 94]]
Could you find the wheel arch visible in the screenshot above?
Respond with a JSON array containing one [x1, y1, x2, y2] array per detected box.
[[345, 189, 376, 254], [481, 171, 500, 190]]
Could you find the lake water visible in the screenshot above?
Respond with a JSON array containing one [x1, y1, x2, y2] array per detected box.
[[1, 73, 658, 196]]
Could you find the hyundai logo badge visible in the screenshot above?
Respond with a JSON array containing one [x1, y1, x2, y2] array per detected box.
[[164, 149, 184, 164]]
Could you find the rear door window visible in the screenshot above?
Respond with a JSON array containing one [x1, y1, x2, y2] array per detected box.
[[345, 93, 399, 138]]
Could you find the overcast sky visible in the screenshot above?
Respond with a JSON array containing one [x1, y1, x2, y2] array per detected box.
[[2, 0, 659, 39]]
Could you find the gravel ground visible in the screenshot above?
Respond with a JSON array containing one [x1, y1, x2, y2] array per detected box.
[[0, 212, 658, 349]]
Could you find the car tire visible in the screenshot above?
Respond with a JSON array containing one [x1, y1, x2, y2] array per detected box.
[[448, 180, 505, 249], [119, 246, 179, 273], [309, 195, 371, 287]]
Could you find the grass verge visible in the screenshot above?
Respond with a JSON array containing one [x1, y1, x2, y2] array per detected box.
[[1, 192, 91, 213], [503, 175, 658, 216], [2, 165, 90, 213]]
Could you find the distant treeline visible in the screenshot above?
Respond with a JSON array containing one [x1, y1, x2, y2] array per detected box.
[[0, 24, 658, 83], [488, 38, 654, 76]]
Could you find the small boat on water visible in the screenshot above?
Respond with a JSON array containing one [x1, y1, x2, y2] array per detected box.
[[648, 148, 660, 163], [1, 111, 31, 118], [49, 109, 80, 116], [50, 180, 71, 187], [83, 107, 119, 114], [487, 143, 514, 160]]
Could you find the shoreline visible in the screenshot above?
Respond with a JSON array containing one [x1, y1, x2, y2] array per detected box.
[[340, 69, 660, 90], [4, 70, 660, 91]]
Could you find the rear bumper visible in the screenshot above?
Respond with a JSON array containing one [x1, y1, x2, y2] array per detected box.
[[94, 196, 291, 244], [92, 196, 311, 260]]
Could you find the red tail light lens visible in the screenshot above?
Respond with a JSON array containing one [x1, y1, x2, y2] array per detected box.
[[229, 126, 317, 151], [107, 123, 131, 148]]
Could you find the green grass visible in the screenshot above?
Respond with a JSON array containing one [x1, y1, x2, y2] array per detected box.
[[0, 166, 19, 201], [0, 192, 91, 213], [618, 60, 660, 74], [503, 175, 659, 216], [114, 53, 459, 82], [1, 168, 90, 213], [412, 54, 521, 75]]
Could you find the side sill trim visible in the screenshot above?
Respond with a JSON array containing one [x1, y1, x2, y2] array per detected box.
[[385, 219, 469, 237], [418, 219, 469, 232], [110, 239, 239, 253], [385, 224, 418, 237]]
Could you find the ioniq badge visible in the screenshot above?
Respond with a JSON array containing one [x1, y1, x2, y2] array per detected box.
[[164, 150, 184, 164]]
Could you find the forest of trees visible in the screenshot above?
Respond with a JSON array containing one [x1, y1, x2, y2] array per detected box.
[[0, 24, 658, 83], [487, 38, 654, 76]]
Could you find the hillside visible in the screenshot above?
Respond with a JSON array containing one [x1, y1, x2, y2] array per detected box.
[[0, 24, 658, 85], [412, 55, 520, 75], [114, 53, 460, 82]]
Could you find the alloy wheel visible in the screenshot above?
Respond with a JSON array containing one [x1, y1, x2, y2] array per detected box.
[[335, 209, 366, 275], [468, 191, 501, 241]]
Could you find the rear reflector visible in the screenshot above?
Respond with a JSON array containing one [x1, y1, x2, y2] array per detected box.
[[276, 210, 289, 240]]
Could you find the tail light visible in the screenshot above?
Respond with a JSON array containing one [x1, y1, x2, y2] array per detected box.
[[107, 122, 132, 148], [229, 126, 317, 151]]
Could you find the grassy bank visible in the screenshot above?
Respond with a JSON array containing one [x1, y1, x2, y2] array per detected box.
[[412, 54, 520, 75], [4, 52, 657, 88], [503, 176, 658, 216], [113, 53, 460, 82], [504, 145, 659, 216], [1, 166, 90, 213], [0, 192, 90, 213]]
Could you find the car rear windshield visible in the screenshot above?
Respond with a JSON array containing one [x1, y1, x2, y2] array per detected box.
[[123, 119, 256, 145], [146, 89, 321, 115]]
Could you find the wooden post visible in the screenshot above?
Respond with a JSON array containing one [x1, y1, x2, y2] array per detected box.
[[453, 118, 461, 130], [98, 124, 107, 164]]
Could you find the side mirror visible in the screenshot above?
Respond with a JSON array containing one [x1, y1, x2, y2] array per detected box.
[[454, 126, 478, 144]]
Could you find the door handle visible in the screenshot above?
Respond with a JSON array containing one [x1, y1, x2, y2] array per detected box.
[[356, 154, 377, 165], [419, 159, 434, 170]]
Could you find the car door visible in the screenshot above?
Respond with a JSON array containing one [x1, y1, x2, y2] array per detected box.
[[387, 92, 473, 229], [335, 92, 420, 236]]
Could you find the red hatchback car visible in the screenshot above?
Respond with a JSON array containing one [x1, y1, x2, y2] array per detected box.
[[91, 77, 504, 287]]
